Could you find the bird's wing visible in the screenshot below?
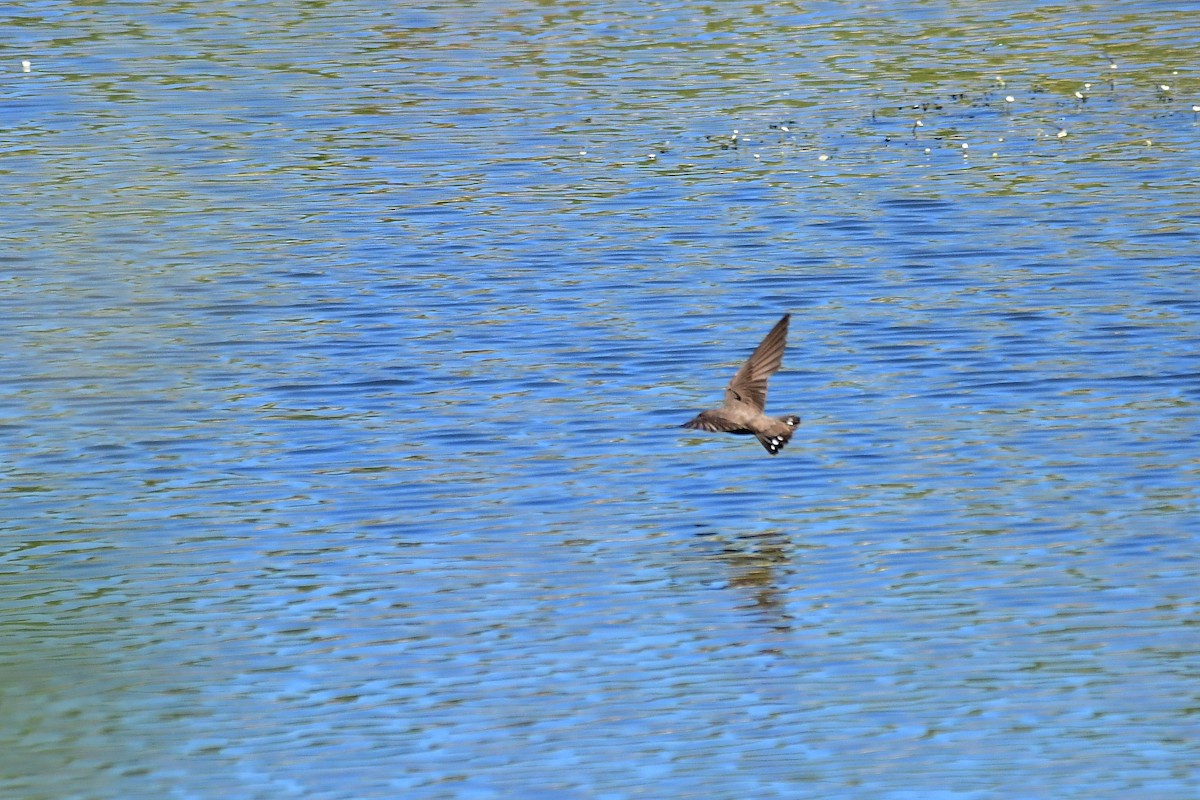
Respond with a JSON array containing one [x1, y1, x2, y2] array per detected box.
[[682, 411, 744, 433], [723, 313, 789, 412]]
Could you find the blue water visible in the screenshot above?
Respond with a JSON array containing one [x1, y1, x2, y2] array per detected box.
[[3, 2, 1199, 798]]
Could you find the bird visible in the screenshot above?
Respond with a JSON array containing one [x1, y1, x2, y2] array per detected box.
[[681, 313, 800, 455]]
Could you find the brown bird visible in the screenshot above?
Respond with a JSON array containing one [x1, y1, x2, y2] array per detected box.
[[681, 313, 800, 455]]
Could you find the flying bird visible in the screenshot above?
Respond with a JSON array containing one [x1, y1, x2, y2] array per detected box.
[[681, 313, 800, 455]]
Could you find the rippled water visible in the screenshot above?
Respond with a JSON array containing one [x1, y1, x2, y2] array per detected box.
[[3, 1, 1199, 798]]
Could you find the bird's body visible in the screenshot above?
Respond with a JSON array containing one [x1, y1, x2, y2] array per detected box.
[[681, 314, 800, 455]]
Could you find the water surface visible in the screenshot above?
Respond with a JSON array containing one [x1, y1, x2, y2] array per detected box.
[[3, 1, 1199, 798]]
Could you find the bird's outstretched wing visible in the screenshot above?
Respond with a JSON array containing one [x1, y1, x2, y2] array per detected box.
[[722, 313, 789, 412], [682, 411, 743, 433]]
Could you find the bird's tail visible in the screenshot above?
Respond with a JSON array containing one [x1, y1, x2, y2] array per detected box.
[[756, 416, 801, 455]]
